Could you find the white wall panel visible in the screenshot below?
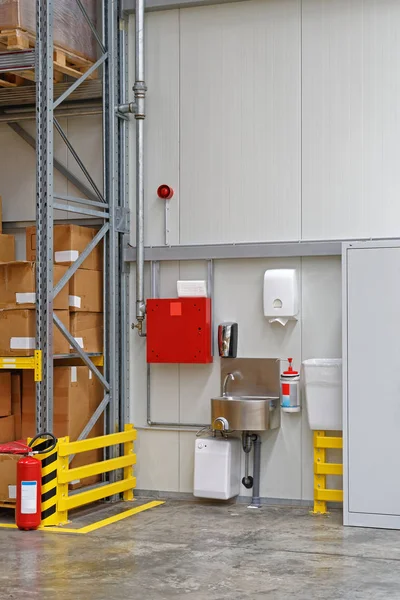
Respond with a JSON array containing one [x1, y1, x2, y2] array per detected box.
[[302, 0, 400, 240], [129, 11, 180, 246], [135, 429, 180, 491], [301, 257, 342, 361], [64, 115, 104, 220], [179, 431, 196, 492], [179, 0, 301, 244], [0, 116, 103, 226]]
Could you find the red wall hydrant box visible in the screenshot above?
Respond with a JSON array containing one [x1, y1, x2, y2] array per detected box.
[[146, 298, 213, 364]]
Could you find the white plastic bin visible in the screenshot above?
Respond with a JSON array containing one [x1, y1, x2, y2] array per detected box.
[[302, 359, 342, 431]]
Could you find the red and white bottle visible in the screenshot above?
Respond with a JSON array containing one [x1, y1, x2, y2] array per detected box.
[[280, 358, 301, 413]]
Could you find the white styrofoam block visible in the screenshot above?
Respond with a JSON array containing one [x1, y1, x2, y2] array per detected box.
[[177, 280, 208, 297]]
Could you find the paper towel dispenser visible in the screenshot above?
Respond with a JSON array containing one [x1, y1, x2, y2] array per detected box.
[[263, 269, 299, 326]]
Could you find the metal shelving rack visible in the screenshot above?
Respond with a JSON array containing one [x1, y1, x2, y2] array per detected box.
[[0, 0, 129, 449]]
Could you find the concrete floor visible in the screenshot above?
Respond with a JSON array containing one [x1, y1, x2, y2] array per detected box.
[[1, 501, 400, 599]]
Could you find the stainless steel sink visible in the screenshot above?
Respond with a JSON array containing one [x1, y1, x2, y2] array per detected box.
[[211, 395, 280, 431]]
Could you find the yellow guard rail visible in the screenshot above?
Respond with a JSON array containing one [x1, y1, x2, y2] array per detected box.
[[313, 430, 343, 514], [38, 424, 137, 526]]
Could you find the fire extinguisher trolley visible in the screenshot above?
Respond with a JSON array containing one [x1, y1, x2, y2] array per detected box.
[[0, 433, 57, 530]]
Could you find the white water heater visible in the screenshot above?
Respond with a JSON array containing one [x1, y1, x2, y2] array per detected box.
[[193, 437, 241, 500]]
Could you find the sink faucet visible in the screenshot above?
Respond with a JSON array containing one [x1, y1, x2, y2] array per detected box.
[[222, 372, 235, 397]]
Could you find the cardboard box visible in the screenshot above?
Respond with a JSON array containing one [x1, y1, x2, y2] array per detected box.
[[70, 313, 103, 354], [0, 454, 19, 503], [26, 225, 103, 271], [0, 234, 15, 262], [22, 366, 103, 440], [0, 309, 70, 356], [11, 372, 21, 439], [69, 269, 103, 312], [0, 415, 15, 443], [0, 372, 11, 417], [0, 262, 69, 310], [22, 367, 104, 488]]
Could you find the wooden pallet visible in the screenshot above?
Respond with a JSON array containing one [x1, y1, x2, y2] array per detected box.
[[0, 501, 15, 510], [0, 27, 97, 88]]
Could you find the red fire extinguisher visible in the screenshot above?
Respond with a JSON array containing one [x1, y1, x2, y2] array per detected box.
[[16, 433, 57, 531]]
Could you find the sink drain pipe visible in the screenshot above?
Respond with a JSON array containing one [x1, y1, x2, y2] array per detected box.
[[242, 433, 262, 508]]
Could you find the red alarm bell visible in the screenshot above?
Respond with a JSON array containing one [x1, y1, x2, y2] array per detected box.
[[157, 184, 174, 200]]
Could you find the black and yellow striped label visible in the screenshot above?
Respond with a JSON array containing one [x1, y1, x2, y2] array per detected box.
[[30, 439, 59, 524]]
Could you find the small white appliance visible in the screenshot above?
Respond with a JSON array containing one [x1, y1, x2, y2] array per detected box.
[[193, 437, 241, 500]]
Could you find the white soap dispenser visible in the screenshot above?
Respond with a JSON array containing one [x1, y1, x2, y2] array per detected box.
[[263, 269, 299, 326]]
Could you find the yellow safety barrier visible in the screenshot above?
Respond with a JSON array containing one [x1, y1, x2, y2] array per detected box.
[[38, 424, 136, 526], [313, 431, 343, 515]]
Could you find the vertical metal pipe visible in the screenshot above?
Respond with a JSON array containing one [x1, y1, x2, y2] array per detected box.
[[120, 18, 130, 428], [250, 435, 262, 508], [134, 0, 147, 330]]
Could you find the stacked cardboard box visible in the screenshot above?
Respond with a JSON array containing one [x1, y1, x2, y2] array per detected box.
[[25, 224, 104, 489], [0, 196, 15, 259], [0, 223, 105, 498], [22, 367, 104, 489], [0, 261, 70, 355], [0, 372, 13, 441], [26, 224, 104, 354], [0, 201, 25, 499], [0, 372, 17, 503]]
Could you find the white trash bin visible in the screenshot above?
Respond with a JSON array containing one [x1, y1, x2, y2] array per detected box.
[[302, 359, 342, 431]]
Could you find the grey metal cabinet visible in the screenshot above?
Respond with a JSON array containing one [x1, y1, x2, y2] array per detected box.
[[343, 241, 400, 529]]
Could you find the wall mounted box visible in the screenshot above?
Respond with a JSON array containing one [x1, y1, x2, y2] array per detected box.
[[146, 297, 213, 364]]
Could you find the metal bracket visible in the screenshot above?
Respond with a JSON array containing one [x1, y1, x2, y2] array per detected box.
[[117, 102, 136, 114], [116, 207, 131, 234], [116, 102, 136, 120]]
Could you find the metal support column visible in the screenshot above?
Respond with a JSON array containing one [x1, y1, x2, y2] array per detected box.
[[35, 0, 54, 432]]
